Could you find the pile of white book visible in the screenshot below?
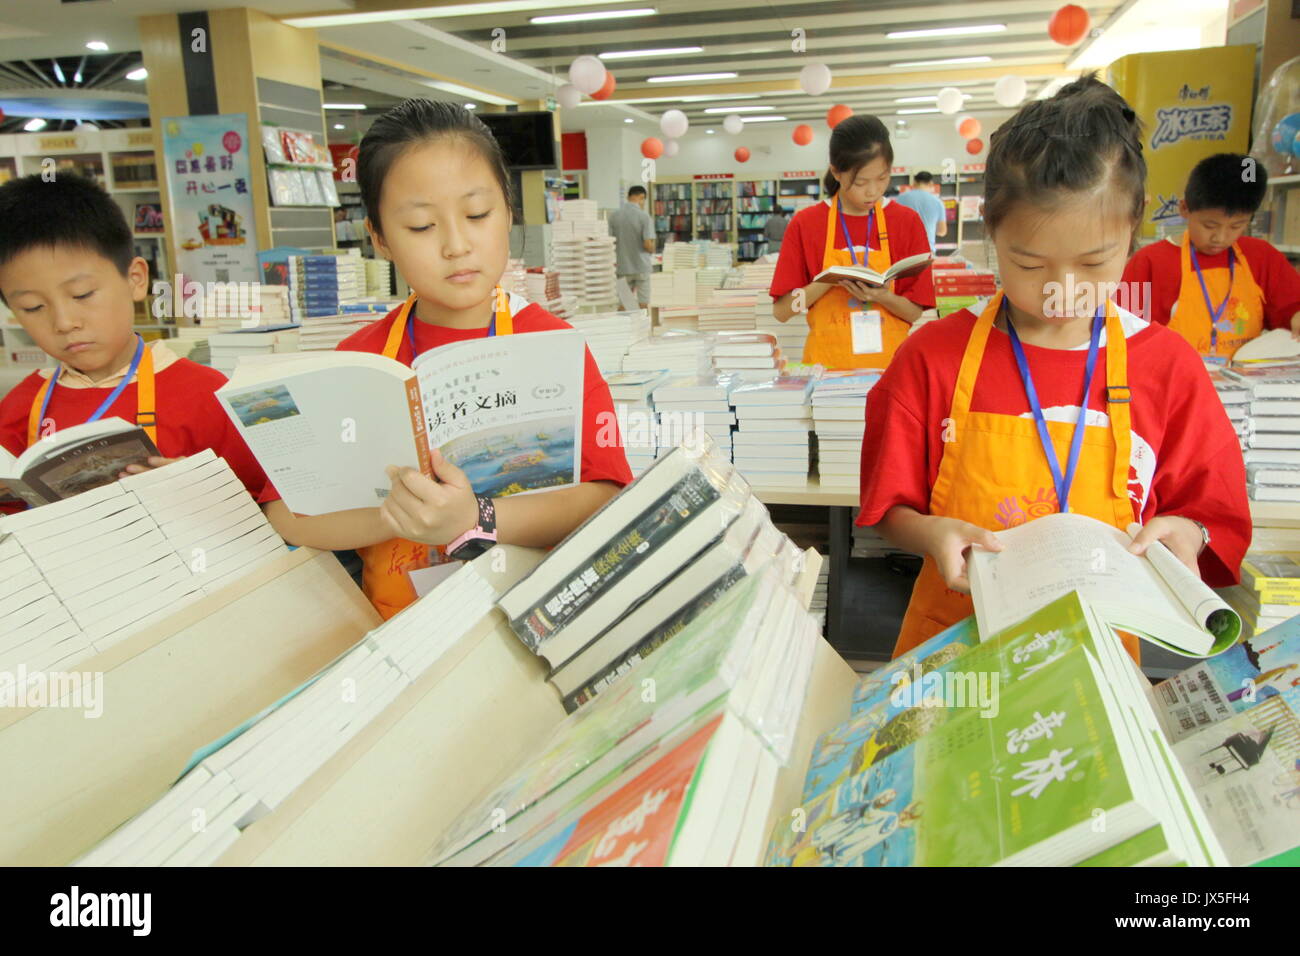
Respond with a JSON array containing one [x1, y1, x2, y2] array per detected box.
[[712, 331, 783, 382], [755, 301, 805, 365], [0, 450, 288, 674], [296, 313, 377, 352], [653, 374, 740, 460], [661, 242, 700, 272], [577, 235, 620, 311], [208, 327, 301, 377], [557, 198, 599, 223], [74, 562, 499, 867], [564, 310, 651, 376], [811, 373, 879, 491], [810, 560, 828, 630], [698, 292, 759, 334], [1207, 364, 1249, 449], [851, 524, 917, 558], [523, 269, 573, 319], [656, 306, 701, 332], [694, 268, 727, 304], [201, 284, 292, 332], [287, 252, 367, 323], [701, 244, 733, 270], [169, 326, 212, 364], [729, 376, 816, 487], [1223, 363, 1300, 502], [364, 258, 392, 299], [649, 269, 696, 307], [622, 331, 715, 376], [605, 370, 669, 476]]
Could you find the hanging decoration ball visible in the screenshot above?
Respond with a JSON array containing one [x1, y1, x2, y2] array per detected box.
[[799, 63, 832, 97], [568, 55, 607, 95], [723, 113, 745, 135], [1272, 113, 1300, 158], [957, 116, 982, 139], [1048, 4, 1091, 46], [792, 123, 814, 146], [660, 108, 689, 140], [663, 138, 680, 158], [826, 104, 853, 128], [641, 137, 664, 159], [993, 74, 1027, 108], [556, 83, 582, 110], [965, 137, 985, 155], [734, 146, 751, 163], [590, 72, 616, 101], [936, 87, 964, 115]]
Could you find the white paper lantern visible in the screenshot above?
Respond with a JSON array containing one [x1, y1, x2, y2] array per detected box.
[[994, 74, 1028, 108], [723, 113, 744, 135], [556, 83, 582, 110], [660, 108, 689, 140], [936, 86, 964, 115], [663, 139, 680, 158], [568, 55, 607, 95], [799, 62, 832, 97]]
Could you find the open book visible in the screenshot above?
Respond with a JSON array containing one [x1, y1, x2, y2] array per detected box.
[[968, 513, 1240, 657], [813, 252, 932, 288], [1230, 328, 1300, 366], [216, 328, 585, 515], [0, 418, 160, 508]]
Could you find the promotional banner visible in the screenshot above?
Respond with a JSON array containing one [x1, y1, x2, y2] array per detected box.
[[162, 113, 259, 283]]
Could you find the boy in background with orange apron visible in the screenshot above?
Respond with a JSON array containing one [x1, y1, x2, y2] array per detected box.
[[1122, 153, 1300, 360]]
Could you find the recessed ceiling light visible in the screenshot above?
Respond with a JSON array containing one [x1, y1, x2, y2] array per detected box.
[[24, 118, 47, 131], [895, 94, 971, 103], [324, 103, 367, 109], [647, 72, 737, 83], [85, 41, 108, 52], [423, 80, 515, 106], [333, 123, 345, 129], [465, 103, 478, 109], [532, 8, 656, 23], [624, 118, 633, 123], [896, 108, 941, 114], [887, 24, 1006, 39], [599, 47, 703, 60], [125, 67, 148, 81], [703, 105, 771, 114], [705, 129, 715, 134], [892, 56, 992, 68], [739, 115, 786, 123]]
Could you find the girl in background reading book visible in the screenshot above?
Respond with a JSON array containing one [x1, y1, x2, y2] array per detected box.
[[263, 99, 632, 619], [768, 115, 935, 370], [857, 75, 1250, 659]]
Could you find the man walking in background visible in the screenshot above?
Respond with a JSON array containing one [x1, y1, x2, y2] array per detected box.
[[610, 185, 655, 308], [894, 171, 948, 252]]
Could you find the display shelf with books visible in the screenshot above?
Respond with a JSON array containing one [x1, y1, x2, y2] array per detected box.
[[261, 125, 340, 209], [694, 180, 734, 244], [778, 175, 820, 213], [652, 181, 693, 250]]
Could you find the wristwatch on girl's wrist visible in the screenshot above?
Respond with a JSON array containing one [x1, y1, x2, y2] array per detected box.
[[447, 494, 497, 560], [1181, 517, 1210, 555]]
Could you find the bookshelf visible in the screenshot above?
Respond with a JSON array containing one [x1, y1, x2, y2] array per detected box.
[[652, 181, 693, 251], [778, 174, 821, 213], [694, 180, 734, 243], [736, 179, 778, 261], [1257, 172, 1300, 258]]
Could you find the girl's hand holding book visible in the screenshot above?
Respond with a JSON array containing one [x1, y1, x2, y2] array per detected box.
[[921, 515, 1004, 594], [1127, 515, 1203, 572], [380, 450, 479, 546]]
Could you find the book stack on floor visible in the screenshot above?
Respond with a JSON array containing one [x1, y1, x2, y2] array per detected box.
[[661, 242, 700, 272], [73, 562, 501, 867], [1206, 365, 1249, 449], [652, 375, 740, 461], [605, 370, 669, 476], [755, 299, 805, 365], [578, 235, 619, 312], [711, 331, 783, 383], [811, 372, 879, 491], [694, 268, 727, 304], [287, 252, 367, 321], [1223, 362, 1300, 502], [564, 310, 651, 376], [202, 283, 292, 332], [931, 267, 996, 317], [649, 271, 690, 308], [207, 327, 301, 377], [622, 331, 714, 377], [729, 375, 816, 487], [431, 556, 823, 866], [1221, 552, 1300, 637], [656, 306, 701, 332], [769, 591, 1229, 866], [0, 450, 289, 672], [698, 292, 759, 334], [364, 258, 393, 299]]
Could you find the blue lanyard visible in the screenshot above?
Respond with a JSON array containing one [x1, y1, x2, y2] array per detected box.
[[405, 308, 497, 359], [39, 335, 145, 433], [1189, 246, 1235, 351], [1005, 302, 1104, 515], [837, 202, 874, 268]]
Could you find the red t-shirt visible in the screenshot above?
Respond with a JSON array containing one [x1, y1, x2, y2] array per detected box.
[[855, 306, 1250, 586], [259, 299, 633, 504], [0, 358, 269, 515], [769, 198, 937, 308], [1121, 236, 1300, 328]]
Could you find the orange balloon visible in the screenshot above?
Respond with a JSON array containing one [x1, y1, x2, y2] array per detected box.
[[827, 104, 853, 129], [641, 137, 664, 159], [1048, 4, 1090, 46], [591, 71, 616, 100], [965, 137, 984, 155], [734, 147, 751, 163], [958, 117, 981, 139], [792, 124, 814, 146]]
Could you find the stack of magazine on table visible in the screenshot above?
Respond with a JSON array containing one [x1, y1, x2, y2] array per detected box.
[[1220, 551, 1300, 637]]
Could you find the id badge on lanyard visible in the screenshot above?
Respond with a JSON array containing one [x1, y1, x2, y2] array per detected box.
[[850, 308, 883, 354]]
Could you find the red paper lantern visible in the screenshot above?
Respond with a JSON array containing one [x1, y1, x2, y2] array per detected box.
[[1048, 4, 1090, 46], [734, 147, 751, 163], [965, 137, 984, 155], [957, 117, 981, 139], [826, 104, 853, 129], [641, 137, 664, 159], [590, 71, 617, 100], [792, 124, 814, 146]]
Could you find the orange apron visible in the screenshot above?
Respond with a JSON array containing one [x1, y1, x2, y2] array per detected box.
[[804, 196, 910, 371], [358, 290, 514, 620], [27, 340, 158, 446], [1169, 232, 1265, 360], [893, 293, 1142, 663]]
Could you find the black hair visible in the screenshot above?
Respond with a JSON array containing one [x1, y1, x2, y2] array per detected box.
[[913, 171, 934, 185], [358, 98, 515, 238], [823, 115, 894, 196], [627, 185, 647, 199], [0, 173, 133, 293], [1184, 153, 1268, 216], [984, 73, 1146, 233]]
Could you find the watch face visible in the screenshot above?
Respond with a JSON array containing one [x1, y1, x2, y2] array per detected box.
[[450, 535, 494, 560]]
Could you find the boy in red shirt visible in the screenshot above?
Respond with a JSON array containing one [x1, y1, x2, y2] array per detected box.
[[1122, 153, 1300, 359], [0, 173, 267, 512]]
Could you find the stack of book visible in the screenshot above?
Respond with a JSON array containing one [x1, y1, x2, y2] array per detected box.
[[202, 284, 292, 332], [651, 269, 698, 307], [755, 298, 805, 365], [694, 268, 727, 304], [810, 373, 879, 491], [810, 559, 828, 631], [208, 327, 302, 377], [557, 198, 599, 223], [499, 258, 529, 299], [578, 235, 620, 311], [74, 562, 502, 867], [652, 375, 739, 461], [287, 252, 367, 321], [169, 326, 212, 364], [931, 267, 997, 317], [723, 262, 777, 291], [702, 244, 733, 270], [661, 242, 700, 272], [564, 310, 652, 376], [655, 306, 700, 332], [851, 525, 915, 559], [605, 370, 669, 476], [524, 268, 573, 319], [1223, 362, 1300, 502], [698, 294, 759, 334], [0, 533, 85, 674], [729, 375, 816, 487], [364, 258, 393, 299], [296, 312, 383, 352], [1207, 365, 1250, 449], [622, 331, 715, 376], [1222, 552, 1300, 636], [711, 331, 782, 382]]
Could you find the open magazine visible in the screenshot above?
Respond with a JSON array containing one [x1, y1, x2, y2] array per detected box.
[[216, 328, 585, 515], [968, 513, 1240, 657], [0, 418, 160, 508], [813, 252, 932, 288]]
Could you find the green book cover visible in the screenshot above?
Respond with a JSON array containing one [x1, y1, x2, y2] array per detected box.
[[1075, 825, 1173, 867]]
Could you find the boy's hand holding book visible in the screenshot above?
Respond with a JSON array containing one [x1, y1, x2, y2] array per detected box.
[[380, 450, 479, 546], [119, 455, 186, 477]]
